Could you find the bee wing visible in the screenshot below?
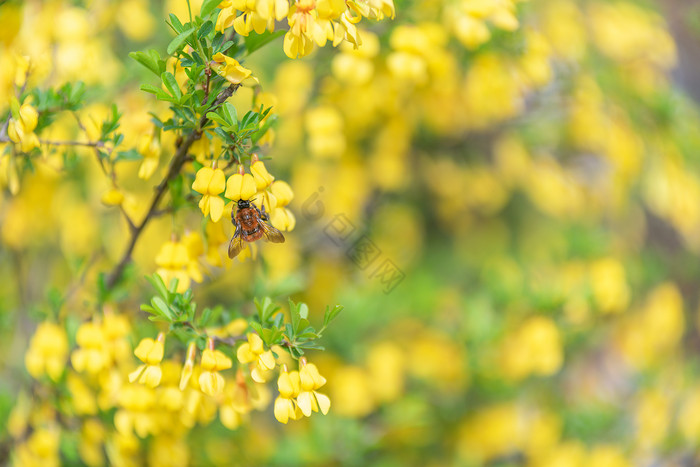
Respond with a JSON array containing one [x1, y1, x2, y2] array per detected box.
[[228, 222, 245, 259], [228, 235, 245, 258], [259, 219, 285, 243]]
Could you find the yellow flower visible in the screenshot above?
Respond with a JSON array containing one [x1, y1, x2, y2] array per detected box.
[[192, 166, 226, 222], [179, 341, 197, 391], [128, 333, 165, 388], [71, 322, 109, 374], [270, 180, 296, 231], [284, 0, 317, 59], [237, 333, 276, 382], [274, 366, 303, 424], [24, 322, 68, 382], [250, 155, 275, 190], [212, 52, 253, 85], [101, 187, 124, 206], [8, 102, 40, 152], [215, 1, 237, 32], [224, 167, 257, 201], [155, 237, 202, 292], [137, 130, 161, 179], [296, 358, 331, 417], [199, 345, 233, 396]]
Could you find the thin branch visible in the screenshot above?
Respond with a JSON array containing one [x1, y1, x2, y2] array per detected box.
[[104, 84, 238, 290]]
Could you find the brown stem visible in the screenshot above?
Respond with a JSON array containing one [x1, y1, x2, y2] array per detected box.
[[104, 84, 238, 291]]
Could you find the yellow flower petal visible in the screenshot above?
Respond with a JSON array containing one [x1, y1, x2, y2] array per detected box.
[[208, 196, 224, 222], [315, 391, 331, 414], [297, 391, 313, 417]]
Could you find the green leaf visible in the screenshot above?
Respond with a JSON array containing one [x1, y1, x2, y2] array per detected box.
[[140, 84, 175, 102], [244, 29, 285, 55], [152, 296, 174, 321], [161, 72, 183, 100], [289, 299, 300, 332], [168, 14, 184, 33], [323, 305, 344, 327], [298, 303, 308, 319], [222, 102, 238, 127], [206, 111, 229, 127], [168, 277, 180, 294], [146, 273, 169, 300], [167, 26, 196, 55], [129, 51, 160, 76], [250, 321, 263, 336], [200, 0, 221, 18], [198, 20, 214, 40]]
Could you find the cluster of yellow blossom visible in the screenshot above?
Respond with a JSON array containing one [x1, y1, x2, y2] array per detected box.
[[215, 0, 395, 58], [274, 358, 330, 424], [189, 155, 294, 262], [155, 235, 204, 293], [15, 309, 331, 465], [7, 100, 40, 153]]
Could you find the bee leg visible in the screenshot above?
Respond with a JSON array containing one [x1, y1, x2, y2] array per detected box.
[[259, 204, 270, 221]]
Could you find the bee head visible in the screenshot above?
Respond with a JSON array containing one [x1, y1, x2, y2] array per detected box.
[[237, 199, 251, 209]]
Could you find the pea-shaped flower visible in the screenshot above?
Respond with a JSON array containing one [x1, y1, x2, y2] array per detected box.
[[212, 52, 253, 85], [237, 333, 276, 383], [128, 334, 165, 388], [199, 347, 233, 396], [8, 102, 40, 152], [192, 167, 226, 222], [296, 358, 330, 417], [250, 155, 274, 190], [225, 167, 257, 201], [274, 366, 303, 424]]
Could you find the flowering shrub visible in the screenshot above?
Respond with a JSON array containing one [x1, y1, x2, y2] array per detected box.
[[2, 0, 700, 465]]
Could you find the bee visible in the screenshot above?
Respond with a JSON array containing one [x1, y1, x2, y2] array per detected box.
[[228, 199, 285, 258]]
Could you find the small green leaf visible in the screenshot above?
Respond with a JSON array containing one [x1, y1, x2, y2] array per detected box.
[[161, 72, 183, 100], [298, 303, 308, 320], [168, 277, 180, 294], [250, 321, 263, 336], [244, 29, 285, 55], [146, 273, 169, 300], [167, 26, 196, 55], [323, 305, 344, 327], [198, 20, 214, 40], [129, 51, 160, 76], [168, 14, 184, 33], [221, 102, 238, 126], [152, 296, 174, 320], [200, 0, 221, 18]]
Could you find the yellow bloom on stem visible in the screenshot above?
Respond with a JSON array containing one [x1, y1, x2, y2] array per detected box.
[[274, 365, 304, 423], [215, 1, 237, 32], [296, 358, 331, 416], [212, 52, 253, 85], [250, 154, 275, 190], [199, 339, 233, 396], [225, 165, 257, 201], [237, 333, 276, 383], [180, 341, 197, 391], [156, 237, 202, 292], [24, 322, 69, 382], [192, 166, 226, 222], [270, 180, 296, 231], [8, 102, 40, 153], [71, 321, 109, 374], [137, 130, 161, 179], [128, 333, 165, 388], [284, 0, 317, 58]]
